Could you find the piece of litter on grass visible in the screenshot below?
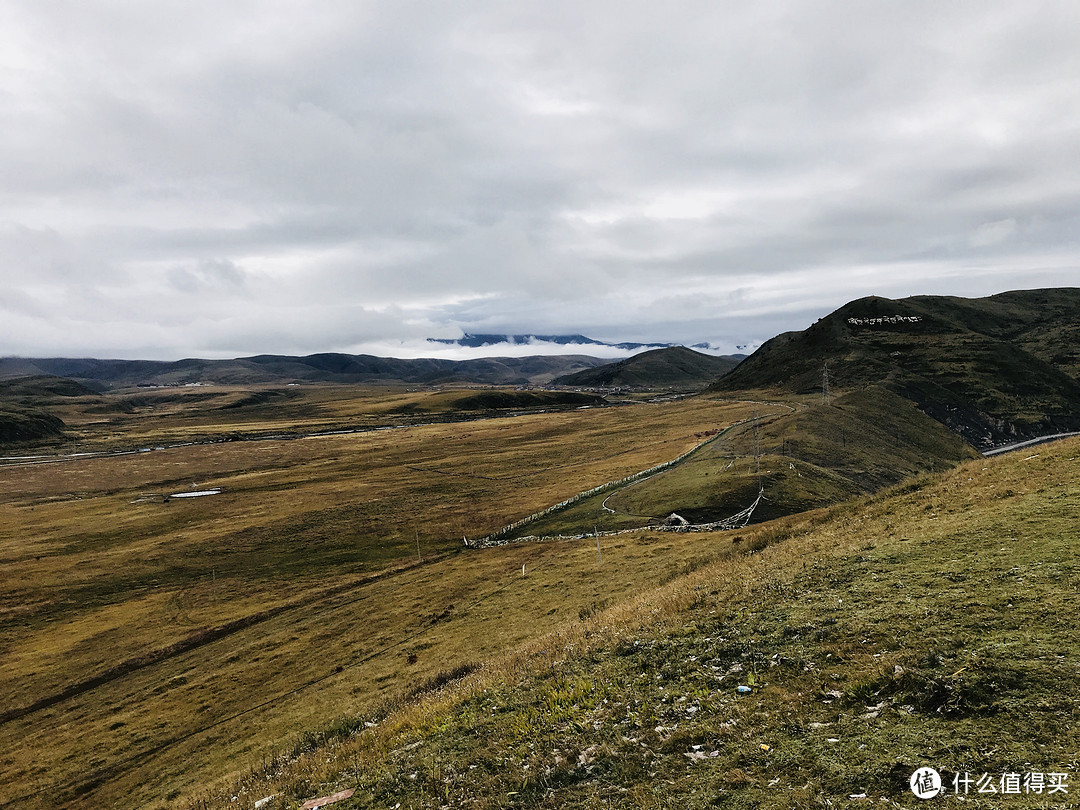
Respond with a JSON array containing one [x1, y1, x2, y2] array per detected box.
[[298, 789, 355, 810], [736, 685, 752, 693]]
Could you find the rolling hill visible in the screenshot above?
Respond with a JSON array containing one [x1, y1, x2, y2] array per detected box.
[[0, 407, 66, 444], [0, 376, 87, 444], [709, 288, 1080, 449], [554, 346, 740, 390], [0, 375, 97, 401]]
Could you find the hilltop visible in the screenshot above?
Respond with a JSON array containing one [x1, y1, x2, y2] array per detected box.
[[0, 407, 65, 444], [553, 346, 739, 390], [0, 375, 98, 400], [0, 376, 84, 444], [709, 288, 1080, 449]]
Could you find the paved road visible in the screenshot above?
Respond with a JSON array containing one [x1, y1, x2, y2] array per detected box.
[[982, 431, 1080, 456]]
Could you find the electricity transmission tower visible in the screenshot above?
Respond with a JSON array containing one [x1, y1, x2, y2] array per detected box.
[[822, 361, 831, 405]]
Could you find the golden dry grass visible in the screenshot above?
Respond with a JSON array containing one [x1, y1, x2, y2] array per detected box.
[[0, 387, 767, 808]]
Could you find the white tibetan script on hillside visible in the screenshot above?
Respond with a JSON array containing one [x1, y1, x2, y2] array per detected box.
[[847, 316, 922, 326]]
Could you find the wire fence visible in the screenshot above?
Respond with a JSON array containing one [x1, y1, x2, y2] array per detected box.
[[473, 413, 773, 547], [471, 431, 726, 546]]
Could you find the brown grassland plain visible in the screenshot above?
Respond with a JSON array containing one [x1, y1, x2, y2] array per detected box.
[[0, 386, 771, 808]]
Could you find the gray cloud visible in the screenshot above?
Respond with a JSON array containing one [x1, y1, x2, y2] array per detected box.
[[2, 1, 1079, 360]]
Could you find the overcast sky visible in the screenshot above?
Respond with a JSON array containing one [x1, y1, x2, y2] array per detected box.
[[2, 1, 1079, 361]]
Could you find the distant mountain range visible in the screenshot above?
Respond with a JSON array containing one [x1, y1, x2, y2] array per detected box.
[[0, 334, 739, 391], [427, 333, 721, 352], [0, 353, 612, 389], [709, 287, 1080, 449], [4, 289, 1080, 451]]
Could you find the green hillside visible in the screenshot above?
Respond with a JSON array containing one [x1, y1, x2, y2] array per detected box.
[[214, 434, 1080, 809], [510, 386, 977, 538], [555, 346, 738, 390], [710, 288, 1080, 450]]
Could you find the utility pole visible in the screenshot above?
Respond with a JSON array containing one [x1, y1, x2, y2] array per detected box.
[[753, 410, 760, 478], [822, 361, 831, 406]]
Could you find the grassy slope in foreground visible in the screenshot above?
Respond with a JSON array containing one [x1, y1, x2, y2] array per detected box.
[[220, 436, 1080, 809]]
